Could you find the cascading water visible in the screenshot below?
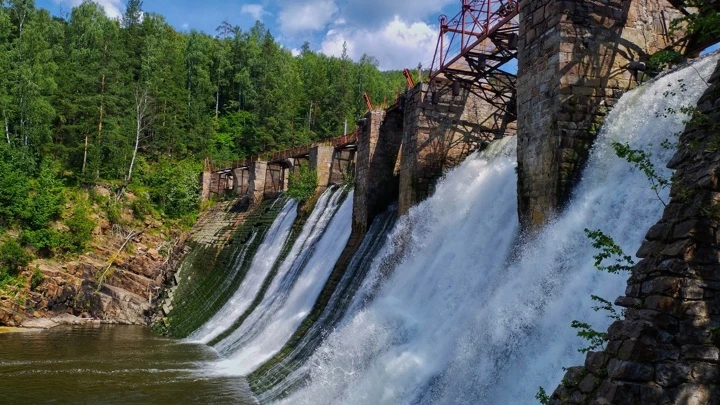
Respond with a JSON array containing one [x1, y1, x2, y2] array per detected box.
[[279, 55, 718, 404], [251, 208, 398, 401], [208, 187, 354, 375], [189, 200, 299, 344], [205, 188, 344, 347]]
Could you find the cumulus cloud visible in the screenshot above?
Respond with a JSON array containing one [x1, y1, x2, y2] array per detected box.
[[53, 0, 124, 19], [241, 4, 268, 21], [277, 0, 338, 34], [321, 16, 437, 70]]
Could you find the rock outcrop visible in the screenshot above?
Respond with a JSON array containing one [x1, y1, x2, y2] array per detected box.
[[0, 196, 187, 328]]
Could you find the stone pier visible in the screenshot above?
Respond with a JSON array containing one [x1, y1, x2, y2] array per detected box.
[[353, 109, 403, 234], [516, 0, 684, 230], [309, 145, 334, 192], [247, 161, 267, 206], [399, 81, 515, 215]]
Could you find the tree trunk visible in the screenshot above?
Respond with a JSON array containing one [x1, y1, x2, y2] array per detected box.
[[82, 133, 89, 173], [215, 80, 220, 121], [4, 116, 9, 146], [127, 89, 148, 184]]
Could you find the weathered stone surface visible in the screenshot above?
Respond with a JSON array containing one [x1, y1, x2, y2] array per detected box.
[[309, 145, 334, 191], [354, 109, 403, 234], [398, 82, 516, 215], [517, 0, 684, 230]]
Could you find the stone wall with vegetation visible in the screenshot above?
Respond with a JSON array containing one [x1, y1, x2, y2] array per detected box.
[[155, 197, 286, 338], [549, 60, 720, 405]]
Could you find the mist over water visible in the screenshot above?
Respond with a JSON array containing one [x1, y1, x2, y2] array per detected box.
[[279, 56, 718, 404]]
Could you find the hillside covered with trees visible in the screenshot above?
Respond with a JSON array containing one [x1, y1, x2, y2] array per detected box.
[[0, 0, 410, 291]]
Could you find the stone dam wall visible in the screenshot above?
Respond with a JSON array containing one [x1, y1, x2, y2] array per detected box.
[[180, 1, 720, 402]]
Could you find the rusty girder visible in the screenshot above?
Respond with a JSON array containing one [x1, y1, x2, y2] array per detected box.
[[429, 0, 519, 138]]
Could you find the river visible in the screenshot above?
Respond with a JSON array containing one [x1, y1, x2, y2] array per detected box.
[[0, 325, 256, 404]]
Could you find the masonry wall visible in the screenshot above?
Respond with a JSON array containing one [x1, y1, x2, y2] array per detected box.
[[549, 60, 720, 405], [517, 0, 684, 230], [309, 145, 334, 192], [248, 161, 267, 205], [353, 109, 403, 234], [399, 82, 515, 215]]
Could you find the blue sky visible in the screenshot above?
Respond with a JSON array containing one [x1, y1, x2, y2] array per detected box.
[[37, 0, 461, 70], [34, 1, 720, 71]]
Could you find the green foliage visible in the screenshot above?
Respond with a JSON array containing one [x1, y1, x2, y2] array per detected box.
[[647, 50, 684, 73], [104, 199, 123, 226], [130, 190, 153, 220], [341, 171, 356, 189], [63, 203, 96, 253], [0, 238, 33, 276], [611, 142, 670, 205], [20, 228, 62, 253], [571, 320, 608, 354], [591, 295, 622, 321], [535, 387, 550, 405], [286, 164, 317, 202], [22, 162, 65, 230], [138, 159, 200, 219], [584, 229, 635, 274], [30, 267, 44, 290], [670, 0, 720, 43], [0, 150, 31, 227]]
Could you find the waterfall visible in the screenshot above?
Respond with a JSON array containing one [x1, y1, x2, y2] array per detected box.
[[189, 200, 299, 344], [279, 55, 718, 404], [252, 208, 398, 401], [208, 187, 354, 375]]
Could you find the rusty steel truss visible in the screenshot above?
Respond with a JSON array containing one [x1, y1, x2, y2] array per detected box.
[[429, 0, 519, 138]]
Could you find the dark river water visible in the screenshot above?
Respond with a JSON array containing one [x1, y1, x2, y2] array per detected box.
[[0, 325, 257, 404]]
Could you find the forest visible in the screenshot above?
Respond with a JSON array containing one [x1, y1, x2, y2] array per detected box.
[[0, 0, 410, 282]]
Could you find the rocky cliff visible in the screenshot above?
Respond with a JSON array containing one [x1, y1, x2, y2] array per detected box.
[[0, 188, 190, 328]]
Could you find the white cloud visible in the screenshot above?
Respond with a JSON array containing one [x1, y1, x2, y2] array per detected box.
[[321, 16, 437, 70], [53, 0, 124, 19], [240, 4, 268, 21], [341, 0, 455, 29], [278, 0, 338, 34]]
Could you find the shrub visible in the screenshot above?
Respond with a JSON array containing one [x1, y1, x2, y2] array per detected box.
[[647, 50, 684, 73], [20, 228, 63, 253], [22, 162, 65, 230], [63, 205, 96, 253], [30, 268, 44, 291], [0, 154, 30, 226], [130, 191, 154, 220], [104, 200, 123, 225], [139, 159, 201, 219], [0, 239, 33, 276], [286, 164, 317, 202]]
